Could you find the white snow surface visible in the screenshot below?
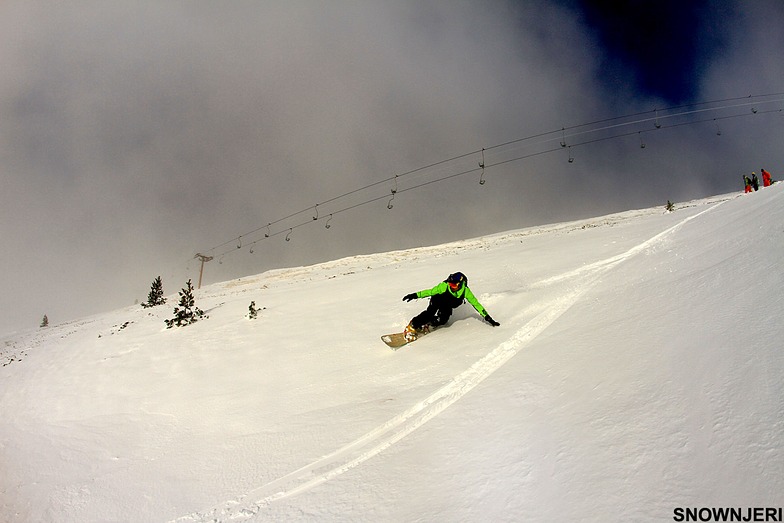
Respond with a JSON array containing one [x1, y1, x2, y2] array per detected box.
[[2, 187, 783, 522]]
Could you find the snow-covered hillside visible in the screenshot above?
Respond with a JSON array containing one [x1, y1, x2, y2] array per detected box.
[[2, 186, 783, 522]]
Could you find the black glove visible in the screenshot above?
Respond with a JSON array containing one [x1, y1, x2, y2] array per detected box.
[[403, 293, 418, 302], [485, 314, 500, 327]]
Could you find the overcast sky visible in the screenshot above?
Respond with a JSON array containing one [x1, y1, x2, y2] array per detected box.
[[1, 0, 783, 334]]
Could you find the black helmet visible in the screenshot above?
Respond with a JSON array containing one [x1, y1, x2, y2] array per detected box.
[[447, 272, 466, 285]]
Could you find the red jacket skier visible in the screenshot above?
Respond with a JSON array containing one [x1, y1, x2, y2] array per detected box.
[[761, 168, 773, 187]]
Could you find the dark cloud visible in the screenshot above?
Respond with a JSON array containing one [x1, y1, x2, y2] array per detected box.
[[1, 1, 782, 334], [565, 0, 738, 104]]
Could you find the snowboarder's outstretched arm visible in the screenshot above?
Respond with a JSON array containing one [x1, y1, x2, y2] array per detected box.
[[463, 286, 500, 326]]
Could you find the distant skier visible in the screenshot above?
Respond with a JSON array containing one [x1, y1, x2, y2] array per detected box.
[[752, 172, 760, 191], [402, 272, 499, 340], [761, 168, 773, 187], [743, 175, 753, 193]]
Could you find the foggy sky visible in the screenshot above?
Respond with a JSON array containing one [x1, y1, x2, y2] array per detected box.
[[1, 1, 783, 334]]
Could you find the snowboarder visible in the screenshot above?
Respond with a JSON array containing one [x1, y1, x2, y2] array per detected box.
[[752, 172, 760, 191], [761, 168, 773, 187], [402, 272, 499, 340], [743, 175, 753, 193]]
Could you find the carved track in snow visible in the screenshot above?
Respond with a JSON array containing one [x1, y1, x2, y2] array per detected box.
[[172, 203, 725, 522]]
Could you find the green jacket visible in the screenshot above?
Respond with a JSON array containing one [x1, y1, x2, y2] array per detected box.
[[416, 281, 488, 318]]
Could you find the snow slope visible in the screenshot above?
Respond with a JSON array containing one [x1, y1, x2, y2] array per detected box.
[[2, 186, 783, 522]]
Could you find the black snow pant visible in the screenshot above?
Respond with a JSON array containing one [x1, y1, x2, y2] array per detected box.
[[410, 292, 463, 329]]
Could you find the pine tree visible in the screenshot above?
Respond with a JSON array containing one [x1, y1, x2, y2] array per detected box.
[[40, 314, 49, 328], [164, 279, 207, 328], [142, 276, 167, 308]]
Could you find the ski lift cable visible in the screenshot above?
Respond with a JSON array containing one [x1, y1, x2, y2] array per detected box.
[[199, 92, 784, 258], [206, 102, 783, 262], [537, 94, 784, 153], [558, 105, 783, 152], [484, 93, 784, 154], [557, 96, 784, 150], [236, 99, 784, 257], [207, 101, 784, 261], [223, 94, 784, 251], [201, 150, 483, 255], [562, 92, 784, 133]]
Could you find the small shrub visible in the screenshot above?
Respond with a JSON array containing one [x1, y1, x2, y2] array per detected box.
[[142, 276, 167, 308], [165, 279, 207, 328], [248, 301, 264, 319]]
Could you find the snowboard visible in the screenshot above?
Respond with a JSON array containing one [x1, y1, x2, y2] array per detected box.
[[381, 324, 434, 350]]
